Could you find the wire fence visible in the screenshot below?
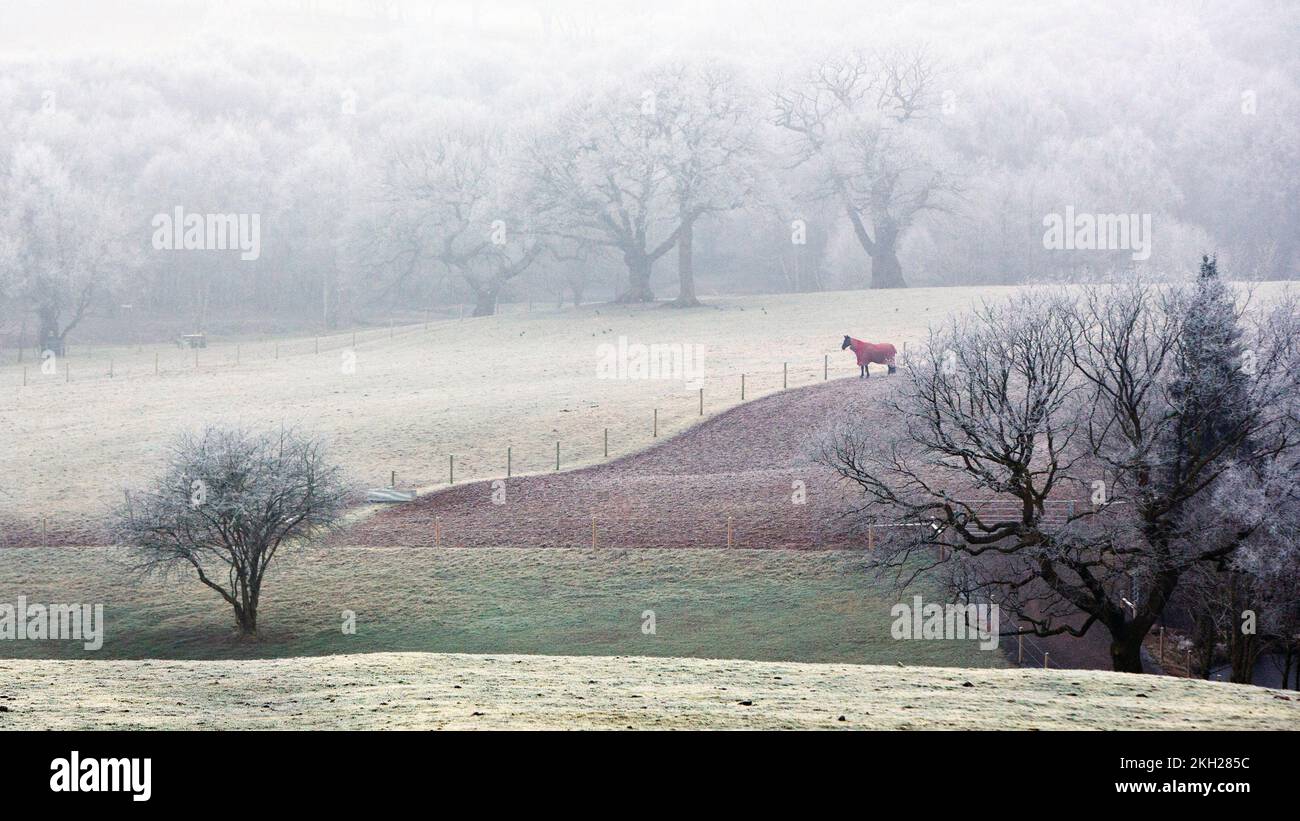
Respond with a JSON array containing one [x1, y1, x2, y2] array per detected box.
[[2, 315, 919, 391], [0, 318, 449, 386]]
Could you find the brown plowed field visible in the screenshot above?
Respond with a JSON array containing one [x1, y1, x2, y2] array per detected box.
[[346, 377, 886, 550], [345, 376, 1116, 671]]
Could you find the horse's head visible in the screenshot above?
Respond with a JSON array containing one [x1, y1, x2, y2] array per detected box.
[[841, 335, 852, 351]]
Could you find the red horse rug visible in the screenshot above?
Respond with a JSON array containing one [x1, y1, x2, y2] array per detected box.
[[842, 335, 897, 378]]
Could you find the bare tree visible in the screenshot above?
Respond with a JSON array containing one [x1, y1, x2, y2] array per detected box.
[[0, 143, 132, 355], [1178, 563, 1262, 681], [1199, 388, 1300, 685], [525, 86, 681, 304], [774, 48, 958, 289], [112, 426, 349, 637], [820, 282, 1300, 672], [379, 120, 543, 316], [652, 60, 763, 307]]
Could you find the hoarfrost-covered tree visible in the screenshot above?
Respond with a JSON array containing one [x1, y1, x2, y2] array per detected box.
[[821, 278, 1300, 673], [112, 426, 349, 637], [526, 84, 681, 303], [378, 117, 543, 316], [651, 60, 763, 307], [774, 49, 960, 289], [0, 143, 132, 355]]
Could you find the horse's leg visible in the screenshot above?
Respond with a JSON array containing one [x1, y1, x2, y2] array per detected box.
[[887, 360, 896, 375]]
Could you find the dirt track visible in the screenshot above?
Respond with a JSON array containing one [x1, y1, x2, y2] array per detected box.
[[346, 377, 885, 550]]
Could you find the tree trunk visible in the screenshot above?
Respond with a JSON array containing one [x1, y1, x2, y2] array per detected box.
[[845, 205, 908, 289], [471, 286, 499, 317], [870, 231, 907, 289], [323, 270, 340, 330], [37, 304, 63, 357], [233, 604, 257, 636], [1193, 610, 1216, 679], [617, 252, 655, 303], [1227, 574, 1259, 684], [1109, 632, 1146, 674], [672, 217, 701, 308], [1232, 634, 1259, 683]]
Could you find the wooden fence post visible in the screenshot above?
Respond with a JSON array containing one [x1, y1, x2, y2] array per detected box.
[[783, 362, 787, 389], [699, 387, 703, 416], [1018, 634, 1023, 665], [726, 515, 734, 548], [591, 515, 597, 550], [1043, 652, 1050, 670], [507, 446, 512, 478], [604, 428, 608, 458], [824, 354, 828, 380], [653, 408, 658, 438], [741, 373, 745, 400], [449, 455, 454, 485], [555, 441, 560, 471]]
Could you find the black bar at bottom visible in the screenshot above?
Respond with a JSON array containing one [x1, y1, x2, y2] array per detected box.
[[0, 730, 1290, 808]]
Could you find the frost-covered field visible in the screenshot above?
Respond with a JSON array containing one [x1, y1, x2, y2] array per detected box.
[[4, 284, 1293, 541], [0, 287, 1010, 539], [3, 652, 1296, 730], [5, 285, 1299, 730]]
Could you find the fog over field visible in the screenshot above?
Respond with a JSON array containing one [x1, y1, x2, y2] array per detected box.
[[0, 0, 1295, 348], [1, 0, 1299, 745]]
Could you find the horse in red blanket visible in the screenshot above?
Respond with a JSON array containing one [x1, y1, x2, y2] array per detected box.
[[842, 335, 897, 378]]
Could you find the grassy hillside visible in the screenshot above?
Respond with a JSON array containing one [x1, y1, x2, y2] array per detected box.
[[0, 546, 1003, 669], [2, 652, 1295, 730], [6, 284, 1290, 539], [0, 287, 1014, 535]]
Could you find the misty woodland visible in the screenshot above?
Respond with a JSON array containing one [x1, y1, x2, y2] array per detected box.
[[0, 0, 1294, 346]]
